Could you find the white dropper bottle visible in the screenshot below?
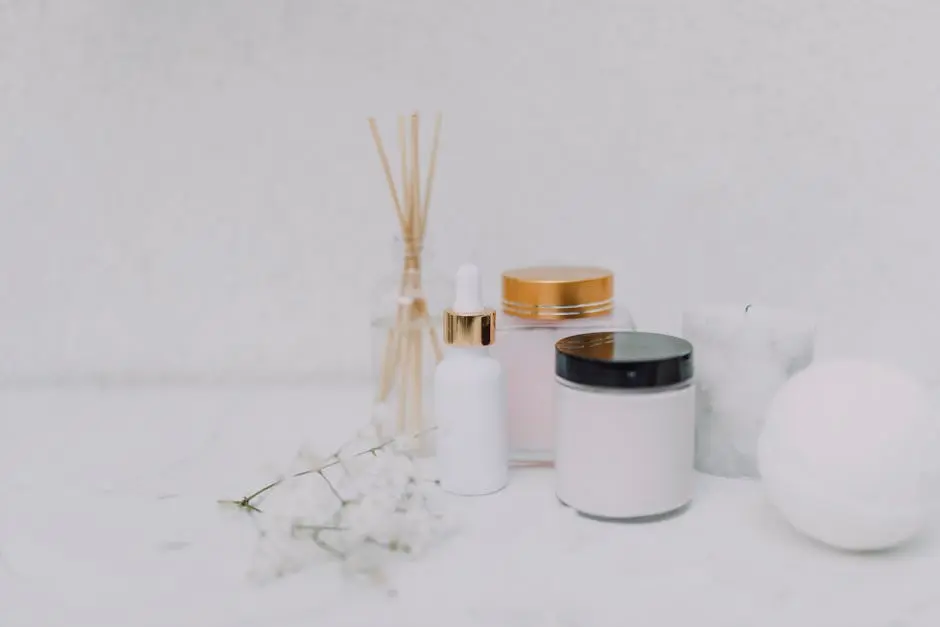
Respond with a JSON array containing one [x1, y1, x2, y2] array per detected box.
[[435, 263, 508, 496]]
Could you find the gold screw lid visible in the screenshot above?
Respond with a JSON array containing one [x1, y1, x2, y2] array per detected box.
[[502, 266, 614, 320]]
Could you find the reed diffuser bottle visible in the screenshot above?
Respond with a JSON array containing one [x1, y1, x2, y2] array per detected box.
[[368, 113, 446, 453], [371, 237, 449, 450]]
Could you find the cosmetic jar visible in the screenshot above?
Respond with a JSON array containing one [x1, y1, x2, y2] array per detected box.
[[491, 266, 635, 462], [554, 331, 695, 520]]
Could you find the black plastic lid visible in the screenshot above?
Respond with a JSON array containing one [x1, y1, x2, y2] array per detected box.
[[555, 331, 693, 389]]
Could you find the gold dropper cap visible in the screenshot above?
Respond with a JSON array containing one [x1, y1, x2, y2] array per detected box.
[[443, 263, 496, 347], [502, 266, 614, 320], [443, 307, 496, 347]]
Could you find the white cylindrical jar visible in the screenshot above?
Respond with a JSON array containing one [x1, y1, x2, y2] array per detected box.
[[554, 331, 695, 520], [491, 267, 635, 463]]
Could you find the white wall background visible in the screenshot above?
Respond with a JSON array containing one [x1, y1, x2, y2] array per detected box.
[[2, 0, 940, 385]]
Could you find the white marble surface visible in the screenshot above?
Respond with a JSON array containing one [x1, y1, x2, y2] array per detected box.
[[2, 382, 940, 627]]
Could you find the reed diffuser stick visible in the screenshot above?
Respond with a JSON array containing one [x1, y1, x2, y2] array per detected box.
[[398, 116, 410, 242], [397, 333, 408, 434], [368, 113, 445, 440], [411, 114, 421, 228], [368, 119, 406, 232], [420, 114, 442, 239]]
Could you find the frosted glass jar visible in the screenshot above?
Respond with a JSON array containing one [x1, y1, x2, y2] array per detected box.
[[491, 267, 635, 462], [554, 331, 695, 520]]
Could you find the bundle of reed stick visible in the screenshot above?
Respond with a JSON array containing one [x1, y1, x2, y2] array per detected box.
[[369, 112, 444, 441]]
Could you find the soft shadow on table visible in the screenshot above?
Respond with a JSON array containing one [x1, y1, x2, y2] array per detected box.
[[564, 500, 693, 524], [749, 496, 937, 559]]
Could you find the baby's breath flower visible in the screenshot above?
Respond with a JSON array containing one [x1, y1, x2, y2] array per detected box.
[[225, 426, 448, 583]]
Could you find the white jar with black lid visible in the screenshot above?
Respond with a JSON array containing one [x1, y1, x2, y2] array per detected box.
[[554, 331, 695, 520]]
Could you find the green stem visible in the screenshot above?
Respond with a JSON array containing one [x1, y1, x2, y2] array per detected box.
[[221, 427, 436, 513]]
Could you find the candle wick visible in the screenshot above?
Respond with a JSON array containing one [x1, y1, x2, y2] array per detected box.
[[745, 304, 752, 313]]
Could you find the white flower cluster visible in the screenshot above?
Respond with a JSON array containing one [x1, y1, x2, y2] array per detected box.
[[247, 426, 452, 583]]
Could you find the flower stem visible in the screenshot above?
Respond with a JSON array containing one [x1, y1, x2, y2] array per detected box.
[[219, 428, 436, 513]]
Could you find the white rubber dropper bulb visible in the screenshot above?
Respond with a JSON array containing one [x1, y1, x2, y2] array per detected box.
[[452, 263, 483, 314]]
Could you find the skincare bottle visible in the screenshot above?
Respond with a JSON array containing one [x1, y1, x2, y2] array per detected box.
[[435, 263, 508, 496]]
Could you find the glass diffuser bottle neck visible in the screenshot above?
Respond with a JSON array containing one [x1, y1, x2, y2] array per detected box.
[[393, 235, 432, 273]]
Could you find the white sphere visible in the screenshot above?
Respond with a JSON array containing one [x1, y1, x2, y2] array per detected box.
[[757, 358, 933, 551]]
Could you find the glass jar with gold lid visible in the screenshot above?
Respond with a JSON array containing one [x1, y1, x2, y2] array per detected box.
[[491, 266, 636, 462]]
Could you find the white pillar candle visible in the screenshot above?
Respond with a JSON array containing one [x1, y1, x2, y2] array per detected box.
[[682, 304, 815, 478]]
